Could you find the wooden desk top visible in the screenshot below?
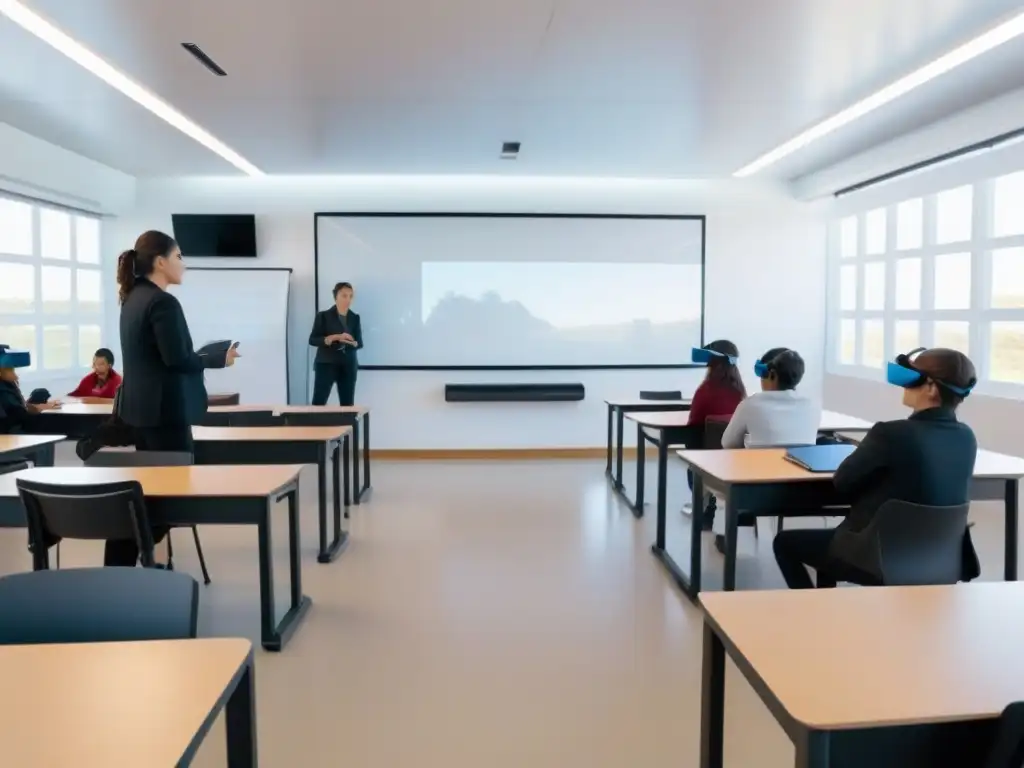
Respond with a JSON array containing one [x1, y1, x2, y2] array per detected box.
[[605, 398, 691, 408], [208, 404, 369, 416], [701, 584, 1024, 729], [0, 464, 302, 499], [42, 402, 112, 415], [678, 446, 1024, 483], [193, 425, 351, 442], [0, 434, 66, 453], [628, 409, 873, 433], [0, 637, 251, 766]]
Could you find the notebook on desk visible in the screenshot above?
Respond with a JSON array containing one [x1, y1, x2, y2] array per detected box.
[[784, 444, 856, 473]]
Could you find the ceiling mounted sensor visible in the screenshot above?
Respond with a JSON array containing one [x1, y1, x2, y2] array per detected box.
[[501, 142, 521, 160], [0, 0, 262, 175], [181, 43, 227, 76], [733, 8, 1024, 177]]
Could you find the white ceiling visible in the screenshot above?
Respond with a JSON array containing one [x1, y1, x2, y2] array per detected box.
[[1, 0, 1023, 178]]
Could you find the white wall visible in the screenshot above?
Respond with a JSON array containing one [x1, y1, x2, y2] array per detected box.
[[109, 175, 828, 449]]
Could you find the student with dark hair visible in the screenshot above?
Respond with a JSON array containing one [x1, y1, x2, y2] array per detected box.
[[686, 340, 746, 523], [68, 347, 122, 400], [721, 347, 819, 449], [309, 281, 363, 406], [0, 346, 58, 435], [112, 230, 240, 567], [773, 347, 980, 589]]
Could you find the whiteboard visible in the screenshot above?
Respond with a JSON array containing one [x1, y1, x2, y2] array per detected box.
[[169, 268, 290, 403], [315, 215, 704, 367]]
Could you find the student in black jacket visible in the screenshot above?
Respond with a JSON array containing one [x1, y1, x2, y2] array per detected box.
[[111, 230, 240, 565], [773, 347, 979, 589], [309, 281, 363, 406]]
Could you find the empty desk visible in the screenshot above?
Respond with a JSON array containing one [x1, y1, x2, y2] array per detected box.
[[700, 584, 1024, 768], [0, 434, 63, 467], [0, 464, 309, 651], [603, 397, 691, 501], [0, 637, 256, 767]]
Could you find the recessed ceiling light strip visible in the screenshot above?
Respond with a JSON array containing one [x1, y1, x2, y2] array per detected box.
[[734, 9, 1024, 177], [0, 0, 263, 176]]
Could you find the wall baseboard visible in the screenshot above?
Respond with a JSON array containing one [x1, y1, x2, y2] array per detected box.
[[369, 447, 655, 461]]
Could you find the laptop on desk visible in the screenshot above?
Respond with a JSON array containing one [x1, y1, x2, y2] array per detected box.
[[784, 444, 856, 473]]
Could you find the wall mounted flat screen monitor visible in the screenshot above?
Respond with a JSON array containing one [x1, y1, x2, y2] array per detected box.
[[171, 214, 258, 258]]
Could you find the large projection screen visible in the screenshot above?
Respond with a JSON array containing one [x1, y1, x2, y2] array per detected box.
[[315, 214, 704, 368]]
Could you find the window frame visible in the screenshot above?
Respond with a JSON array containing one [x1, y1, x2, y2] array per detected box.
[[827, 176, 1024, 398], [0, 193, 105, 383]]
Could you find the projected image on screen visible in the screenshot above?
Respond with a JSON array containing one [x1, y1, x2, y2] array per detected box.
[[315, 214, 705, 367], [421, 262, 701, 365]]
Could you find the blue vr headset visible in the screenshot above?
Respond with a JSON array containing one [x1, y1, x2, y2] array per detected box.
[[754, 360, 769, 378], [0, 345, 31, 369], [691, 347, 737, 366], [885, 347, 975, 397]]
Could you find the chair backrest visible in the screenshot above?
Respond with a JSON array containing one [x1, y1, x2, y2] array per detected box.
[[16, 478, 155, 567], [0, 567, 199, 644], [702, 415, 731, 449], [282, 411, 357, 427], [872, 499, 970, 586], [86, 450, 193, 467], [985, 701, 1024, 768], [639, 390, 683, 401]]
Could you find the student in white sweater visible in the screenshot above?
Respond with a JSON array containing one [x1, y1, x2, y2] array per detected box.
[[711, 348, 821, 551]]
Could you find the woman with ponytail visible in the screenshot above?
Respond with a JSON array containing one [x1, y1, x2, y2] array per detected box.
[[109, 230, 239, 566]]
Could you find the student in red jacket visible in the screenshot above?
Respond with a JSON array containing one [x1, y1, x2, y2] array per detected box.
[[68, 348, 122, 400], [687, 340, 746, 527]]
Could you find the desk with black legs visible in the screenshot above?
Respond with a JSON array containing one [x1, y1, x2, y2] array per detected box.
[[0, 434, 63, 467], [603, 398, 690, 501], [192, 426, 351, 563], [668, 446, 1024, 602], [0, 465, 309, 651], [0, 637, 257, 766], [699, 584, 1024, 768]]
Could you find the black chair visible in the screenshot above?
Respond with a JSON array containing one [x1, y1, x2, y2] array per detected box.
[[985, 701, 1024, 768], [85, 450, 211, 585], [17, 477, 157, 571], [702, 416, 760, 540], [639, 390, 683, 401], [0, 567, 198, 644], [822, 500, 970, 587]]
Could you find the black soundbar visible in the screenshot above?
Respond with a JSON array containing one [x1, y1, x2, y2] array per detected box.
[[445, 383, 585, 402]]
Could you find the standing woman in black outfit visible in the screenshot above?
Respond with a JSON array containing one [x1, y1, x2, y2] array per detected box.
[[309, 281, 363, 406], [111, 230, 239, 565]]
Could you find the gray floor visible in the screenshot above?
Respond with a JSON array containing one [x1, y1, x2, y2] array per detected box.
[[0, 448, 1014, 767]]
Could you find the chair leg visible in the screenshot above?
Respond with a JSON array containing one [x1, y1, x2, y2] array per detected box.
[[166, 530, 175, 571], [776, 516, 784, 533], [192, 526, 212, 586]]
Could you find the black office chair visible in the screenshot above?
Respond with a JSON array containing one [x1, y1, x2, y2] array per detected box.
[[821, 500, 970, 587], [984, 701, 1024, 768], [85, 450, 211, 585], [701, 416, 760, 540], [0, 567, 199, 644], [17, 477, 157, 571], [639, 390, 683, 401]]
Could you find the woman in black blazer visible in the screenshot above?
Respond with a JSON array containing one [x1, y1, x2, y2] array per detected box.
[[111, 230, 240, 565], [773, 347, 979, 588], [309, 281, 363, 406]]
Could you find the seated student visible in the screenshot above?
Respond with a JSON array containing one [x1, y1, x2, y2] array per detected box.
[[0, 345, 59, 434], [686, 340, 746, 525], [68, 347, 122, 400], [721, 348, 820, 448], [772, 347, 979, 589]]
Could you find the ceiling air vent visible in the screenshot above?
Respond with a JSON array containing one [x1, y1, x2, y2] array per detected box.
[[181, 43, 227, 76], [500, 141, 521, 160]]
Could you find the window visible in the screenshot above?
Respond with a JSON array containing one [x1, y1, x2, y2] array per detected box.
[[994, 172, 1024, 238], [935, 185, 973, 244], [828, 170, 1024, 396], [896, 199, 923, 250], [0, 195, 104, 378]]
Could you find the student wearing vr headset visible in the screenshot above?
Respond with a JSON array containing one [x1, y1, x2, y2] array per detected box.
[[772, 347, 980, 589], [0, 346, 59, 434], [686, 340, 746, 524]]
